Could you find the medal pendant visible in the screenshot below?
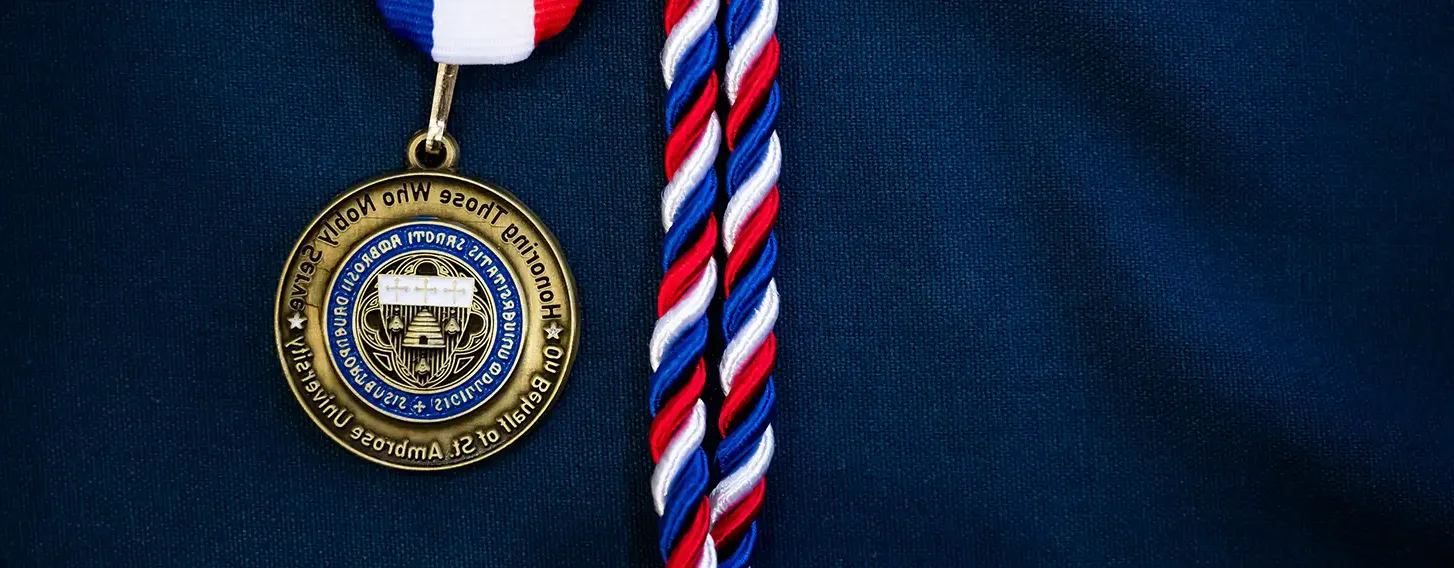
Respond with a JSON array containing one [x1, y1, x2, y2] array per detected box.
[[274, 129, 579, 470]]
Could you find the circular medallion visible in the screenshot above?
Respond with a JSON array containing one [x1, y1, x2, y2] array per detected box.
[[275, 164, 578, 470]]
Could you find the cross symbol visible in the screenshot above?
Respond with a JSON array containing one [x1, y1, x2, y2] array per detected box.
[[415, 278, 440, 303], [414, 401, 426, 413], [382, 277, 409, 303], [442, 280, 470, 305]]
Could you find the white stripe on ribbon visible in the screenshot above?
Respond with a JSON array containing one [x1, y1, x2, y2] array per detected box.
[[432, 0, 538, 65]]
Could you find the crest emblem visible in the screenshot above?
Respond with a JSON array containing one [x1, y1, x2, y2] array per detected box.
[[359, 257, 493, 394], [323, 221, 525, 423]]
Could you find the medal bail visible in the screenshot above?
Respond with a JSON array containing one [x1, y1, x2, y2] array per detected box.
[[425, 63, 460, 153], [406, 129, 460, 170]]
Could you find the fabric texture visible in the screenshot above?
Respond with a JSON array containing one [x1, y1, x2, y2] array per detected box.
[[1, 1, 1451, 566]]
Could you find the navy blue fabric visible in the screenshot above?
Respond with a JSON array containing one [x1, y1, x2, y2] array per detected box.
[[2, 1, 1452, 566]]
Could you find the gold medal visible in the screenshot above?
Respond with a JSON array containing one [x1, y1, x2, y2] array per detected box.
[[274, 68, 578, 470]]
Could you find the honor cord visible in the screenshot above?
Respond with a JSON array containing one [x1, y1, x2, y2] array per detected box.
[[713, 0, 781, 564], [651, 0, 724, 566]]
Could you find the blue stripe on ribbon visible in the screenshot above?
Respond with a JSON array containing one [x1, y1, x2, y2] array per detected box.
[[376, 0, 434, 55]]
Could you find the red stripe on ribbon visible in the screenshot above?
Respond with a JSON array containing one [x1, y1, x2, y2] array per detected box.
[[533, 0, 581, 42]]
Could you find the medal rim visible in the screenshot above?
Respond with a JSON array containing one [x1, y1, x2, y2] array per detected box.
[[273, 168, 581, 471]]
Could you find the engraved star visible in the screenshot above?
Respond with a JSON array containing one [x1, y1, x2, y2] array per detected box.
[[544, 322, 564, 340], [288, 312, 306, 330]]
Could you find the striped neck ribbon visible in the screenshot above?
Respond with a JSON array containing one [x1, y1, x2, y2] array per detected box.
[[377, 0, 582, 64]]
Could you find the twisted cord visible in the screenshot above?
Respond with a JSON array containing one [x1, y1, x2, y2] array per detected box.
[[712, 0, 780, 565], [650, 0, 723, 566]]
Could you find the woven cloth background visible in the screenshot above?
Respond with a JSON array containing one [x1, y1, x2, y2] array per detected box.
[[1, 0, 1451, 565]]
